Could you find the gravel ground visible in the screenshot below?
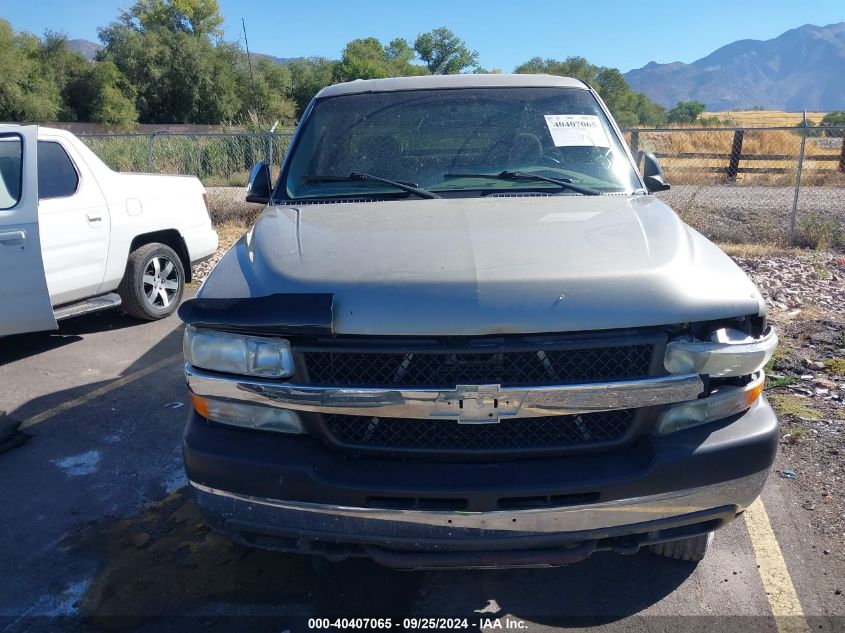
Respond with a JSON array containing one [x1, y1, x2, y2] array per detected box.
[[734, 252, 845, 544]]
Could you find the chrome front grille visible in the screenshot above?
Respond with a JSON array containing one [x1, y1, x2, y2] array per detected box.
[[301, 344, 655, 389], [323, 409, 637, 456]]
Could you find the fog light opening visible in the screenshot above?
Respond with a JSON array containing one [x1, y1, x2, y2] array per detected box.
[[189, 393, 305, 434], [655, 372, 764, 435]]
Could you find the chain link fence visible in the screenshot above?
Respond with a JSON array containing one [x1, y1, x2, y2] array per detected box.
[[79, 131, 294, 187], [79, 126, 845, 249], [623, 126, 845, 249]]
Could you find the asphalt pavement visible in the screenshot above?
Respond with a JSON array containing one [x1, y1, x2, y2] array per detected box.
[[0, 300, 842, 632]]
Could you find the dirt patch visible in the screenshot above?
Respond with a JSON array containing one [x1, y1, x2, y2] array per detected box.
[[190, 219, 250, 285], [71, 489, 422, 628]]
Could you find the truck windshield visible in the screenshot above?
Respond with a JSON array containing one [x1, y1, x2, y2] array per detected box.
[[283, 87, 641, 201]]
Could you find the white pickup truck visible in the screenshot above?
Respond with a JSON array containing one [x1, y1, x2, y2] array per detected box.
[[0, 125, 218, 336]]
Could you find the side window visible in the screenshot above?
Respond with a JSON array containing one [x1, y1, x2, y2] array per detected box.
[[0, 135, 23, 209], [37, 141, 79, 199]]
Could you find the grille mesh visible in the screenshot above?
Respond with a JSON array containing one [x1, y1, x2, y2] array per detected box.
[[324, 410, 636, 453], [303, 345, 653, 388]]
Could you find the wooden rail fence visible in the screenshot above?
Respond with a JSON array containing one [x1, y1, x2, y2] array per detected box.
[[626, 128, 845, 181]]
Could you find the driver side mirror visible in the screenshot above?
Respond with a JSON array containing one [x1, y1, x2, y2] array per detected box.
[[641, 152, 670, 193], [246, 162, 273, 204]]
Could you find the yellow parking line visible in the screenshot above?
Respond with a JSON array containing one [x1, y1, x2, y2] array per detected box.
[[19, 353, 183, 430], [744, 497, 811, 633]]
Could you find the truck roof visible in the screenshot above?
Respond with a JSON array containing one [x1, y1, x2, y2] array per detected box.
[[316, 74, 590, 98], [0, 125, 77, 139]]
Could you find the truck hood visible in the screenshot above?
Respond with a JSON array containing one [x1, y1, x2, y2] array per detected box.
[[198, 195, 765, 336]]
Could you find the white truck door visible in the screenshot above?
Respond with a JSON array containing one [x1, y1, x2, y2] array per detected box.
[[0, 126, 58, 336], [37, 136, 111, 306]]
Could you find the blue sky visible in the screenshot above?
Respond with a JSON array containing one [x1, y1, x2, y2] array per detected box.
[[3, 0, 844, 72]]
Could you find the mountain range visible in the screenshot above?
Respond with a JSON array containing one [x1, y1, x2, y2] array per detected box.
[[67, 39, 302, 66], [623, 22, 845, 111], [68, 21, 845, 112]]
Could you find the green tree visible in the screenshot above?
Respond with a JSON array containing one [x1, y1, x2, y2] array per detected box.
[[514, 56, 666, 127], [819, 111, 845, 137], [335, 37, 393, 81], [82, 61, 138, 128], [385, 38, 428, 76], [414, 27, 478, 74], [287, 57, 337, 116], [118, 0, 224, 37], [38, 31, 93, 121], [335, 37, 427, 82], [242, 56, 296, 124], [820, 111, 845, 126], [629, 92, 668, 127], [515, 56, 595, 84], [0, 20, 62, 121], [98, 0, 242, 123], [668, 100, 706, 124], [385, 38, 414, 67]]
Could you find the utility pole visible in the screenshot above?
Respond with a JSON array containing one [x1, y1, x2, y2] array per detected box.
[[242, 18, 258, 114]]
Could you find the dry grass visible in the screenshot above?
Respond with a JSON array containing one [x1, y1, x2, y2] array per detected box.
[[769, 393, 822, 420], [703, 110, 829, 127], [626, 127, 845, 187], [792, 305, 830, 322], [205, 187, 264, 226], [825, 358, 845, 376], [716, 243, 800, 258], [216, 219, 251, 246]]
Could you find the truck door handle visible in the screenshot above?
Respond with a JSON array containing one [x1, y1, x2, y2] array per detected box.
[[0, 230, 26, 247]]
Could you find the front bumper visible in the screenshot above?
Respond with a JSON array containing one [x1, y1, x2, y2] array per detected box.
[[184, 396, 778, 568]]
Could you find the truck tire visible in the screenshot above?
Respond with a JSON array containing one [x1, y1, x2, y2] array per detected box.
[[118, 242, 185, 320], [649, 532, 713, 562]]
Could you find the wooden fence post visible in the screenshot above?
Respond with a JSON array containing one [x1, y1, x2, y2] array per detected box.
[[726, 130, 744, 181], [146, 133, 156, 172], [629, 130, 639, 160], [790, 112, 808, 244], [839, 134, 845, 173]]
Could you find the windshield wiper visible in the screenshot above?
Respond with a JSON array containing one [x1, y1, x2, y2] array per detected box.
[[443, 170, 601, 196], [306, 172, 440, 199]]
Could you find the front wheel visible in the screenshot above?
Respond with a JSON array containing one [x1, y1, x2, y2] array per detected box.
[[649, 532, 713, 562], [118, 243, 185, 320]]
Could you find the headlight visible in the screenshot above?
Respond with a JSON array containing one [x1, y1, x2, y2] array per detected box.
[[664, 327, 777, 377], [189, 393, 305, 434], [183, 326, 294, 378], [654, 372, 764, 435]]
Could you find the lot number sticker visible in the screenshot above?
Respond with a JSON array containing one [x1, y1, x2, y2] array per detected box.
[[544, 114, 610, 147]]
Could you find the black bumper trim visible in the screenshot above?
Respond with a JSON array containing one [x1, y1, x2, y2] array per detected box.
[[182, 396, 778, 513]]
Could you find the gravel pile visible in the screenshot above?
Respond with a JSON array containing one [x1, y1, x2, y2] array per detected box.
[[732, 251, 845, 542], [733, 251, 845, 314]]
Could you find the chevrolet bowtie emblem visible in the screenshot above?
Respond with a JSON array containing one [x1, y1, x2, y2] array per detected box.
[[430, 384, 522, 424]]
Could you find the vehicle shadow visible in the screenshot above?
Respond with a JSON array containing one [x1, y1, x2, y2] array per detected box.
[[0, 312, 145, 365], [0, 316, 184, 437], [0, 292, 697, 628], [0, 290, 195, 365], [67, 487, 696, 628]]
